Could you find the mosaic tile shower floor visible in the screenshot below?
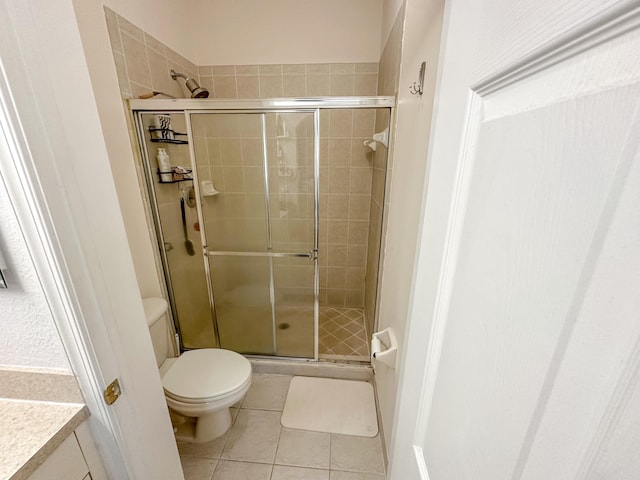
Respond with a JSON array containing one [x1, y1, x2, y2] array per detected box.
[[318, 308, 369, 361]]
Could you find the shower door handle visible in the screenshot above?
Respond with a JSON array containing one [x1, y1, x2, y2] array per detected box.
[[207, 250, 313, 259]]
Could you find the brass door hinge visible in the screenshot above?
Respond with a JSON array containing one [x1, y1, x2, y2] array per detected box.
[[104, 378, 122, 405]]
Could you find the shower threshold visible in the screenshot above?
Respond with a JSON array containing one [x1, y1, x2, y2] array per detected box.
[[249, 357, 373, 382]]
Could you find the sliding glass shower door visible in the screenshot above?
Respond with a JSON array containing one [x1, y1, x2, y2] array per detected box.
[[189, 111, 318, 358]]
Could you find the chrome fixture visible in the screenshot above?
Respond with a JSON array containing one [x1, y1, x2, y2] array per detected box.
[[170, 69, 209, 98], [409, 61, 426, 95]]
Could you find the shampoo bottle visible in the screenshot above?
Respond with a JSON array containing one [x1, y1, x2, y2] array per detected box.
[[157, 148, 173, 182]]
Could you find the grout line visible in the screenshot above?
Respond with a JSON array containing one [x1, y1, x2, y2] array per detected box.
[[328, 431, 333, 472], [270, 412, 285, 479]]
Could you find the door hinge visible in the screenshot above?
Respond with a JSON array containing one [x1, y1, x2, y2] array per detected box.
[[103, 378, 122, 405]]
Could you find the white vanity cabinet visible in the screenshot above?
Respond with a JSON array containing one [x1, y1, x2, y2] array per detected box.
[[29, 433, 89, 480], [26, 420, 107, 480]]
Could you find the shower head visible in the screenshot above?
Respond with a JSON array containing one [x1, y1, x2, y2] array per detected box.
[[170, 69, 209, 98]]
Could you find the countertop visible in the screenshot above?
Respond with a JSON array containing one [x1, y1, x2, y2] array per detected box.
[[0, 399, 88, 480], [0, 369, 88, 480]]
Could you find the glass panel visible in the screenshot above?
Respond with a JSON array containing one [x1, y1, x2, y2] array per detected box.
[[273, 256, 315, 358], [188, 111, 317, 358], [267, 112, 316, 253], [209, 255, 274, 355], [190, 113, 268, 252], [140, 113, 216, 349]]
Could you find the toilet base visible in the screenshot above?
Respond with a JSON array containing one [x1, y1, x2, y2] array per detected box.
[[172, 408, 233, 443]]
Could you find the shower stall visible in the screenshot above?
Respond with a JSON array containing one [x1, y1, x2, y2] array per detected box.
[[131, 97, 393, 361]]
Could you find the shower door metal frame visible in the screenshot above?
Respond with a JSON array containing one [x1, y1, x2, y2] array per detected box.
[[130, 96, 395, 362], [185, 108, 319, 359]]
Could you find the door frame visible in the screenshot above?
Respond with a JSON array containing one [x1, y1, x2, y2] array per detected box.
[[130, 99, 395, 361], [0, 1, 184, 478]]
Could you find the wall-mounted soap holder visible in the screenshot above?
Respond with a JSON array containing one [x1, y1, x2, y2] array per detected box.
[[363, 127, 389, 152], [200, 180, 219, 196], [371, 327, 398, 369]]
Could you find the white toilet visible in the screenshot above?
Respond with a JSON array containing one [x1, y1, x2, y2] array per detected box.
[[143, 297, 252, 443]]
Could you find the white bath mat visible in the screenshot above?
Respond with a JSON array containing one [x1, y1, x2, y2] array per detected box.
[[281, 376, 378, 437]]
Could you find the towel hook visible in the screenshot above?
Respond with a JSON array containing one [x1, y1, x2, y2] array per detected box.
[[409, 61, 426, 95]]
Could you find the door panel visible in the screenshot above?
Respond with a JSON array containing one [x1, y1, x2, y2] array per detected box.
[[426, 83, 640, 479], [190, 110, 318, 357], [267, 112, 316, 254], [209, 255, 274, 355], [273, 256, 316, 358], [191, 113, 269, 253], [390, 2, 640, 479]]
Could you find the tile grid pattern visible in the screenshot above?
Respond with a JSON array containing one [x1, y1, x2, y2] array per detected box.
[[363, 3, 405, 338], [105, 7, 198, 100], [318, 109, 376, 309], [319, 308, 370, 360], [198, 63, 379, 99], [178, 374, 385, 480], [105, 8, 380, 311], [104, 9, 389, 345]]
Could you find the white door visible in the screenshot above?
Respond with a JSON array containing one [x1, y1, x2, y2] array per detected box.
[[390, 1, 640, 479]]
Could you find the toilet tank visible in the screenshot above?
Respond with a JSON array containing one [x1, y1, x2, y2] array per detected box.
[[142, 297, 172, 367]]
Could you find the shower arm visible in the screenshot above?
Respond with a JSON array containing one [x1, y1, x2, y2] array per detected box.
[[170, 69, 209, 98], [170, 70, 188, 81]]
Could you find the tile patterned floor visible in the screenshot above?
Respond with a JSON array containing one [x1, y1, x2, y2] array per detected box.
[[318, 308, 370, 360], [177, 373, 385, 480]]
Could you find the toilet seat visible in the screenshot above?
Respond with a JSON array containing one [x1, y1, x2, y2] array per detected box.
[[162, 349, 251, 404]]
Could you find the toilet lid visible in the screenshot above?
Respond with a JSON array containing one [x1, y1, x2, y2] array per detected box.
[[162, 349, 251, 402]]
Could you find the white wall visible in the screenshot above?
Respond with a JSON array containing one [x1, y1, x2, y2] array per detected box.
[[101, 0, 384, 66], [186, 0, 383, 65], [381, 0, 405, 51], [374, 0, 444, 455], [73, 0, 164, 299], [0, 179, 71, 372]]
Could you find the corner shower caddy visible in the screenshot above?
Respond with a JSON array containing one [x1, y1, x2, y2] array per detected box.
[[156, 167, 193, 184], [148, 126, 189, 144], [148, 126, 193, 183]]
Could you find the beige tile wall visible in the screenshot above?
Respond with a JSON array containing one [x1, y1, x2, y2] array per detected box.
[[105, 7, 198, 100], [193, 63, 381, 310], [318, 108, 378, 308], [191, 109, 377, 309], [105, 8, 386, 316], [198, 63, 378, 99], [364, 6, 406, 334]]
